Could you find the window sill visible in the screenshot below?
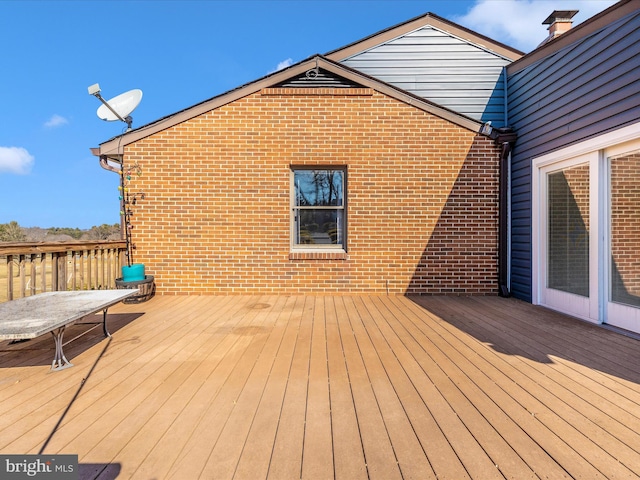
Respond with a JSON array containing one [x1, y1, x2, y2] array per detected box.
[[289, 251, 348, 261]]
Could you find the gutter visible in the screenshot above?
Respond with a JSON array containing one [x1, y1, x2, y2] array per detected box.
[[90, 147, 122, 174]]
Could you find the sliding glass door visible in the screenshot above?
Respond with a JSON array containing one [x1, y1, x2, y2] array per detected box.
[[533, 128, 640, 334]]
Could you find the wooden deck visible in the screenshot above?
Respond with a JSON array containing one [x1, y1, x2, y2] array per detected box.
[[1, 294, 639, 479]]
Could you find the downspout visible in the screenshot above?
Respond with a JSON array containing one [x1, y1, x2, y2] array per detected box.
[[495, 129, 517, 297], [91, 147, 122, 174], [497, 66, 514, 297], [99, 155, 122, 174], [92, 149, 128, 264]]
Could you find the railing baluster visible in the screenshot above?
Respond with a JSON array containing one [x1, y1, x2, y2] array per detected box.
[[51, 252, 59, 291], [72, 251, 77, 291], [101, 249, 106, 289], [40, 253, 47, 294], [93, 249, 99, 289], [87, 250, 93, 290], [80, 250, 85, 290], [61, 253, 68, 291], [107, 248, 112, 287], [19, 255, 26, 298], [6, 255, 13, 301], [30, 254, 36, 296]]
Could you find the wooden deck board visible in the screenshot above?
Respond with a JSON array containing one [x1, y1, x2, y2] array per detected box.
[[1, 294, 639, 480], [267, 296, 316, 480], [325, 297, 368, 480], [352, 296, 438, 480], [340, 296, 404, 480], [233, 296, 305, 480]]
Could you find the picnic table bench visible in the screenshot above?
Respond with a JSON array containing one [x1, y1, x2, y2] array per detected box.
[[0, 289, 138, 371]]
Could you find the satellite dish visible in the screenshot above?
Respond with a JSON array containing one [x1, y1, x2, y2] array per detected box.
[[97, 89, 143, 122]]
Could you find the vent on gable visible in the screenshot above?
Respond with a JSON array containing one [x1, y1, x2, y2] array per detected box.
[[275, 68, 363, 89]]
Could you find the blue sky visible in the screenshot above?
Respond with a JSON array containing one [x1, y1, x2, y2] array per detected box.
[[0, 0, 617, 229]]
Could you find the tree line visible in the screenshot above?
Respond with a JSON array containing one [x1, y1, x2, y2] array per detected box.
[[0, 221, 122, 242]]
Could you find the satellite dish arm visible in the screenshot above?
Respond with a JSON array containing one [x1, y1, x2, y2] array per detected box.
[[88, 84, 138, 131], [93, 91, 127, 123]]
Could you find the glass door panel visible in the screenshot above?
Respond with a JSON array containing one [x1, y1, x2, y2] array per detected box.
[[607, 151, 640, 331], [540, 161, 595, 321], [547, 165, 590, 296]]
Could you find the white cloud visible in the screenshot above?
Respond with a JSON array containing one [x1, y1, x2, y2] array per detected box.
[[0, 146, 35, 175], [44, 114, 69, 128], [455, 0, 619, 53], [269, 58, 294, 74]]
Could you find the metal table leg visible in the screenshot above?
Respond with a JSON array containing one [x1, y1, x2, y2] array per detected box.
[[48, 308, 110, 371], [51, 326, 73, 371], [102, 308, 111, 338]]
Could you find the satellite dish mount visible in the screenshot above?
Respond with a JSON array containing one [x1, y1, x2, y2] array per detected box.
[[88, 83, 142, 131]]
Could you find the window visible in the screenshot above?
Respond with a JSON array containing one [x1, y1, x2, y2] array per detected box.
[[292, 168, 346, 249]]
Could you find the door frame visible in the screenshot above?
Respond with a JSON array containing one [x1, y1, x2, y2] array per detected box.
[[534, 154, 599, 323], [604, 139, 640, 332]]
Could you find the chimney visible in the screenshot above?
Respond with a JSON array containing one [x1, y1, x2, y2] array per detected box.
[[540, 10, 578, 46]]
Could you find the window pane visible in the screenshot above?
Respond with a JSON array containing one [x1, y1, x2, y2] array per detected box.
[[547, 166, 589, 297], [295, 170, 343, 207], [295, 209, 343, 245], [610, 152, 640, 307]]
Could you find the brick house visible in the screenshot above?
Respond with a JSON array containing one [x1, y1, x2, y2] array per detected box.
[[95, 13, 524, 296], [93, 2, 640, 337]]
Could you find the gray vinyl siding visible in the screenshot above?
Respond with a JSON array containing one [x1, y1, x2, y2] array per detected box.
[[340, 26, 512, 127], [507, 9, 640, 302]]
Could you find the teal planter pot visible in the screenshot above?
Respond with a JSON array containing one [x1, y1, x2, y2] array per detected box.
[[122, 263, 145, 282]]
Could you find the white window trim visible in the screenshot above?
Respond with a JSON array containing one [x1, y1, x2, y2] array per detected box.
[[290, 167, 347, 253]]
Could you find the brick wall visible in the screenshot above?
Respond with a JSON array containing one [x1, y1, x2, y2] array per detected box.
[[124, 88, 500, 295]]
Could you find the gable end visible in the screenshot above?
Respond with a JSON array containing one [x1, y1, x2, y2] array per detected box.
[[274, 67, 365, 88]]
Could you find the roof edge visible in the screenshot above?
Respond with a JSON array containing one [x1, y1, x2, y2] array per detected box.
[[508, 0, 639, 74], [325, 11, 524, 62], [98, 55, 485, 156]]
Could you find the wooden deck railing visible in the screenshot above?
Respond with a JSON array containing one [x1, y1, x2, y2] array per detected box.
[[0, 240, 127, 303]]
